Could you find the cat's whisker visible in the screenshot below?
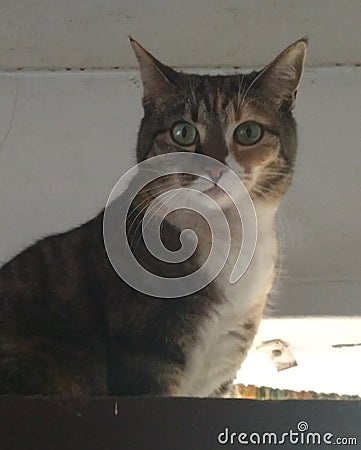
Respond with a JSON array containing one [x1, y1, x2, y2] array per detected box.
[[127, 181, 183, 234], [276, 198, 302, 243], [238, 95, 263, 112], [236, 74, 245, 112], [240, 66, 269, 110], [254, 171, 289, 176], [128, 194, 167, 248], [134, 192, 183, 250], [103, 197, 151, 249], [131, 190, 181, 252], [127, 199, 153, 239], [187, 75, 197, 106], [251, 184, 283, 200], [127, 179, 186, 241]]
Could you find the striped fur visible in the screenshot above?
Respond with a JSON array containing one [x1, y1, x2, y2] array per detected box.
[[0, 39, 306, 396]]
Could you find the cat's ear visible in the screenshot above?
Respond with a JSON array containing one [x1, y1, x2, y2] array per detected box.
[[259, 38, 307, 110], [129, 37, 180, 104]]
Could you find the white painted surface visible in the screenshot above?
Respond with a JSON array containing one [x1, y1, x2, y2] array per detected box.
[[0, 0, 361, 70], [0, 67, 360, 316], [236, 317, 361, 396]]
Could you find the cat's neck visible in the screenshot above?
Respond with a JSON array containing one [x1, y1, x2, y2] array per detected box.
[[167, 199, 279, 245]]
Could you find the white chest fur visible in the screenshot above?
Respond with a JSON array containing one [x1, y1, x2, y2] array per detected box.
[[179, 201, 278, 396]]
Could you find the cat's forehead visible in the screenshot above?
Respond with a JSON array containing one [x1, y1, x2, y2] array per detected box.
[[174, 72, 271, 126]]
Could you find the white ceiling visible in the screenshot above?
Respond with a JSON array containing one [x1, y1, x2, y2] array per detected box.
[[0, 0, 360, 70]]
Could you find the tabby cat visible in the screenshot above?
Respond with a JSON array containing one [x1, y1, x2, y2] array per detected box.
[[0, 38, 307, 396]]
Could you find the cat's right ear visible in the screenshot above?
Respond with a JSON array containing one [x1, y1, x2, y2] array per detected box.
[[258, 38, 308, 110], [129, 37, 180, 104]]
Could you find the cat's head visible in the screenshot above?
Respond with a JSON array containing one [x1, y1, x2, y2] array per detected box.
[[130, 38, 307, 207]]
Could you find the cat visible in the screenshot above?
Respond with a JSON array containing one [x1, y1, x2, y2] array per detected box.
[[0, 37, 307, 397]]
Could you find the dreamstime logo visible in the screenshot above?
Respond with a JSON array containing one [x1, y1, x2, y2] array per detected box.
[[297, 421, 309, 432], [103, 153, 257, 298]]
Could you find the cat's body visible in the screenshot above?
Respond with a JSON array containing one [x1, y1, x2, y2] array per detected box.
[[0, 38, 307, 396], [178, 200, 278, 396]]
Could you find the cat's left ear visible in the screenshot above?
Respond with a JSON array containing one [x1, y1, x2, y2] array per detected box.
[[129, 37, 180, 104], [259, 38, 308, 110]]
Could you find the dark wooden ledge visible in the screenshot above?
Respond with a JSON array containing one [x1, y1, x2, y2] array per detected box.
[[0, 396, 360, 449]]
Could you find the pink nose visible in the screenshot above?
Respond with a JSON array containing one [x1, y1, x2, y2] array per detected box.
[[205, 166, 226, 183]]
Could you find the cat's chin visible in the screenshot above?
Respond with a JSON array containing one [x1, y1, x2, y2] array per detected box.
[[183, 188, 236, 214], [202, 185, 233, 209]]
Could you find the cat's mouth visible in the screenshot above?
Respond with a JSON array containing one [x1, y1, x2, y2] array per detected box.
[[202, 182, 232, 207], [204, 183, 224, 197]]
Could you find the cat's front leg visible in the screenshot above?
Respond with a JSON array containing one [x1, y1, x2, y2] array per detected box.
[[107, 355, 184, 396], [0, 337, 108, 396], [209, 379, 236, 398]]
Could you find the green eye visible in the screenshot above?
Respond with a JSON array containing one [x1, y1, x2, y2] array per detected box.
[[171, 122, 197, 146], [234, 122, 263, 146]]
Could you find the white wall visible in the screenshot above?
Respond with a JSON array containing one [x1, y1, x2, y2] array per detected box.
[[0, 67, 360, 316], [236, 317, 361, 396]]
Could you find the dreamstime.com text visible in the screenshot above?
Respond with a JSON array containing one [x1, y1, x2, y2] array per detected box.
[[217, 421, 357, 446]]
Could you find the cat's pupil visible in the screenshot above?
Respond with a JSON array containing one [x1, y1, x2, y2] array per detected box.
[[171, 122, 197, 146], [245, 125, 259, 139], [234, 122, 263, 146]]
